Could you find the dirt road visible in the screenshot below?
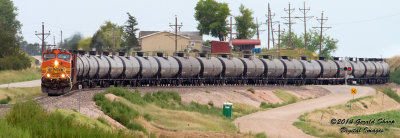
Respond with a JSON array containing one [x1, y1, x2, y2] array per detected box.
[[0, 79, 41, 88], [233, 85, 376, 138]]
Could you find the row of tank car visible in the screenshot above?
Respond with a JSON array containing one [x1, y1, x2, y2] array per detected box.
[[76, 51, 389, 88]]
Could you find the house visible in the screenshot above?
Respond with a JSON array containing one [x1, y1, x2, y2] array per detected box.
[[231, 39, 261, 54], [139, 31, 203, 53]]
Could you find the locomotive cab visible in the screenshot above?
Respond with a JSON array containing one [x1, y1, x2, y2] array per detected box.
[[41, 49, 72, 95]]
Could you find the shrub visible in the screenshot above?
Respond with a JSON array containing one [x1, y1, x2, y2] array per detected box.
[[143, 113, 152, 121], [0, 96, 11, 104], [97, 117, 110, 126], [208, 100, 214, 107], [254, 132, 267, 138], [0, 52, 31, 70], [205, 90, 210, 93], [247, 88, 255, 94], [389, 69, 400, 84], [259, 101, 287, 109]]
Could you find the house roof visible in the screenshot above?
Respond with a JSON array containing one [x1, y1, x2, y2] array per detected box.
[[139, 31, 190, 39], [139, 31, 202, 41], [232, 39, 261, 45]]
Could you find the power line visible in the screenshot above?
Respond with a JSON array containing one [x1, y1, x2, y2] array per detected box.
[[273, 24, 285, 58], [281, 2, 296, 47], [313, 11, 331, 57], [169, 15, 183, 53], [35, 22, 51, 54], [295, 2, 313, 50]]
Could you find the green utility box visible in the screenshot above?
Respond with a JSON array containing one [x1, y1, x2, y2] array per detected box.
[[222, 103, 233, 118]]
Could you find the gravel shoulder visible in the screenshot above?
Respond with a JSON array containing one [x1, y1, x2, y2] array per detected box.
[[233, 85, 376, 138]]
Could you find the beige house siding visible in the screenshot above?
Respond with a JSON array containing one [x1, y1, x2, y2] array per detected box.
[[141, 32, 190, 52], [188, 41, 203, 52]]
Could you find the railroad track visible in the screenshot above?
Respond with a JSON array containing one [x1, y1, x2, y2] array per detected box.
[[0, 88, 105, 109]]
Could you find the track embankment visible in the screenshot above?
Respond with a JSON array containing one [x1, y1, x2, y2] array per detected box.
[[233, 85, 376, 138]]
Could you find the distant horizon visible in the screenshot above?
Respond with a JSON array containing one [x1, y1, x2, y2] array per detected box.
[[13, 0, 400, 58]]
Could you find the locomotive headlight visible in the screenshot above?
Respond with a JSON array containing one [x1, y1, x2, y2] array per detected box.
[[54, 60, 59, 66], [61, 74, 65, 78], [46, 73, 51, 78]]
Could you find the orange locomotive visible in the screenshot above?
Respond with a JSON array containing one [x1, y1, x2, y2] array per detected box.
[[41, 49, 72, 95]]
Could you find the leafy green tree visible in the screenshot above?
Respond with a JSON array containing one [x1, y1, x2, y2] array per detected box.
[[123, 12, 139, 50], [0, 0, 31, 70], [280, 30, 338, 57], [78, 37, 92, 50], [0, 0, 22, 57], [61, 33, 82, 50], [91, 21, 124, 50], [195, 0, 230, 41], [90, 30, 106, 50], [235, 4, 257, 39]]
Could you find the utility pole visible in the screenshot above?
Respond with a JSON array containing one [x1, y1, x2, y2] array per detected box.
[[256, 18, 260, 40], [60, 30, 63, 48], [282, 3, 296, 47], [313, 11, 331, 57], [230, 16, 233, 40], [273, 24, 284, 58], [295, 2, 313, 50], [35, 22, 51, 54], [169, 15, 183, 53], [267, 4, 278, 50], [267, 3, 271, 50]]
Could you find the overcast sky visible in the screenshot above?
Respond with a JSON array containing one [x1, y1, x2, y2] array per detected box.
[[13, 0, 400, 58]]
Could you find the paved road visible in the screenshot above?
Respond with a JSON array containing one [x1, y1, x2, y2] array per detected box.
[[234, 85, 376, 138], [0, 79, 41, 88]]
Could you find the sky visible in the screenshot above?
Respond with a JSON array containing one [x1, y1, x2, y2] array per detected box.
[[12, 0, 400, 58]]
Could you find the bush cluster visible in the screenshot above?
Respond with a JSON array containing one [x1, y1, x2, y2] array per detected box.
[[0, 96, 11, 104], [0, 53, 31, 70], [389, 69, 400, 84]]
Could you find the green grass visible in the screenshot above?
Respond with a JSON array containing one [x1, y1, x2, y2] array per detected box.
[[259, 89, 300, 109], [0, 87, 42, 104], [247, 88, 255, 94], [347, 96, 373, 103], [349, 110, 400, 128], [272, 89, 299, 104], [0, 96, 11, 104], [293, 122, 344, 138], [53, 109, 113, 131], [378, 87, 400, 103], [232, 102, 262, 118], [389, 69, 400, 84], [254, 132, 267, 138], [94, 91, 145, 133], [0, 101, 137, 138], [95, 87, 238, 133], [0, 68, 41, 85]]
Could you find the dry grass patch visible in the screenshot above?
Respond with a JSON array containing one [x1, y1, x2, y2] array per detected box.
[[117, 96, 237, 132], [0, 87, 42, 104]]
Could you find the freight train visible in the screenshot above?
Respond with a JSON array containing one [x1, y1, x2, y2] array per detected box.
[[41, 49, 390, 95]]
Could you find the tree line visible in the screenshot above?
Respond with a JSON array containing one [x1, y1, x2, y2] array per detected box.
[[194, 0, 338, 57], [0, 0, 31, 70]]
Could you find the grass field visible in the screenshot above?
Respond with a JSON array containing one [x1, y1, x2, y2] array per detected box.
[[0, 87, 42, 104], [54, 109, 113, 131], [349, 110, 400, 128], [119, 97, 237, 132], [94, 87, 239, 135], [0, 101, 138, 138], [0, 68, 41, 85]]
